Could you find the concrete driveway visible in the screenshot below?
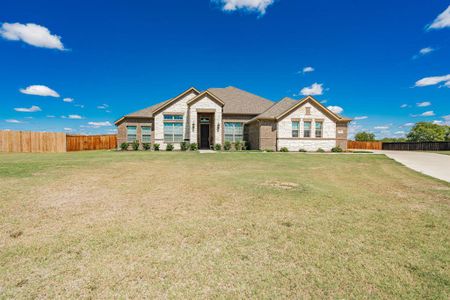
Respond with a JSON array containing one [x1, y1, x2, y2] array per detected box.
[[372, 150, 450, 182]]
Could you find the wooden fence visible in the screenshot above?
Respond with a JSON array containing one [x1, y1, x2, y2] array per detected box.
[[347, 141, 382, 150], [66, 134, 117, 151], [0, 130, 66, 152], [0, 130, 117, 153], [382, 142, 450, 151]]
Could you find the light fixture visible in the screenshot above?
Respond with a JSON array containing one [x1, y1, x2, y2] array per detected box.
[[217, 123, 220, 132], [192, 123, 195, 131]]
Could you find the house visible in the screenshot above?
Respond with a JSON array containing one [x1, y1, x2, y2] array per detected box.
[[115, 86, 351, 151]]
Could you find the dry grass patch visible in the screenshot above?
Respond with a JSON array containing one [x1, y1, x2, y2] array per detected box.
[[0, 151, 449, 298]]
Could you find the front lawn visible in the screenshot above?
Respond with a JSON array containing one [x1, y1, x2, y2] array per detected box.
[[0, 151, 449, 298]]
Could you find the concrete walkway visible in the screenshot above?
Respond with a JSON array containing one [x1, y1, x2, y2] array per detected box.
[[373, 150, 450, 182]]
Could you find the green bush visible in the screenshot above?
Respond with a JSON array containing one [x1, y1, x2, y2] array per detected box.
[[180, 141, 189, 151], [280, 147, 289, 152], [223, 141, 232, 151], [166, 143, 174, 151], [235, 140, 243, 151], [189, 143, 198, 151], [120, 142, 129, 151], [142, 143, 151, 151], [316, 148, 325, 153], [331, 146, 343, 152], [214, 144, 222, 151], [131, 140, 140, 151], [298, 148, 307, 152], [264, 149, 274, 152], [153, 143, 160, 151]]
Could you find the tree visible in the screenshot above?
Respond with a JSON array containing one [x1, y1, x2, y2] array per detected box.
[[354, 131, 376, 141], [407, 122, 449, 142]]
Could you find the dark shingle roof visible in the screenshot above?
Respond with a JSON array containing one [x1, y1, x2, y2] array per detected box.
[[207, 86, 274, 115], [254, 97, 298, 119]]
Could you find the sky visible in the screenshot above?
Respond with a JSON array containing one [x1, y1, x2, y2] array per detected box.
[[1, 0, 449, 138]]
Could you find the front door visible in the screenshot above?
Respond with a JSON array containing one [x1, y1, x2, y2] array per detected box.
[[200, 124, 210, 149]]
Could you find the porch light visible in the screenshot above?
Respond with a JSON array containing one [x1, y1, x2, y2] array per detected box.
[[217, 123, 220, 132], [192, 123, 195, 132]]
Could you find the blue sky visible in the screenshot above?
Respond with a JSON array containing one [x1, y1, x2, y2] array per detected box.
[[1, 0, 449, 137]]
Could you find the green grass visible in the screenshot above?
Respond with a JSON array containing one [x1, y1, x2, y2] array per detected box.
[[0, 151, 449, 298]]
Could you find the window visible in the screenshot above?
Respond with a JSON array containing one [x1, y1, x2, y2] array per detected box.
[[142, 126, 151, 143], [164, 122, 183, 142], [164, 114, 183, 120], [315, 122, 323, 138], [292, 121, 299, 137], [305, 107, 311, 115], [163, 115, 183, 142], [127, 126, 137, 142], [303, 121, 311, 138], [224, 122, 243, 142]]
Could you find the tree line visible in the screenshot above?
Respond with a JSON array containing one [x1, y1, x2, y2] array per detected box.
[[354, 122, 450, 142]]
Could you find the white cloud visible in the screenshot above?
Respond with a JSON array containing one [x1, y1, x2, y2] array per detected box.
[[14, 105, 41, 112], [63, 97, 74, 103], [432, 120, 443, 125], [416, 101, 431, 107], [62, 114, 83, 119], [87, 121, 112, 127], [216, 0, 275, 15], [442, 115, 450, 125], [400, 104, 408, 108], [46, 115, 55, 118], [413, 47, 435, 59], [415, 74, 450, 87], [403, 122, 415, 127], [327, 105, 343, 114], [97, 104, 109, 109], [0, 22, 65, 50], [301, 83, 324, 96], [374, 126, 389, 130], [320, 99, 328, 104], [74, 104, 85, 108], [64, 127, 73, 131], [420, 111, 435, 117], [302, 66, 314, 73], [20, 85, 60, 97], [394, 131, 405, 135], [5, 119, 23, 123], [354, 116, 368, 120], [427, 5, 450, 30]]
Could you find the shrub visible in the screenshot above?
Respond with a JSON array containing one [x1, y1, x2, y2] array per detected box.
[[143, 143, 151, 151], [120, 142, 129, 151], [235, 140, 243, 151], [280, 147, 289, 152], [331, 146, 343, 153], [189, 143, 198, 151], [316, 148, 325, 153], [264, 149, 275, 152], [298, 148, 307, 152], [224, 141, 232, 151], [131, 140, 140, 151], [180, 141, 189, 151], [153, 143, 160, 151], [214, 144, 222, 151], [166, 143, 174, 151]]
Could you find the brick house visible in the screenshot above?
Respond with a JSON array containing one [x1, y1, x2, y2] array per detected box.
[[115, 86, 351, 151]]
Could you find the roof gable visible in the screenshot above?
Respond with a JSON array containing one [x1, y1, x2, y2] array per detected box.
[[276, 96, 345, 121], [187, 91, 225, 107], [152, 87, 200, 114]]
